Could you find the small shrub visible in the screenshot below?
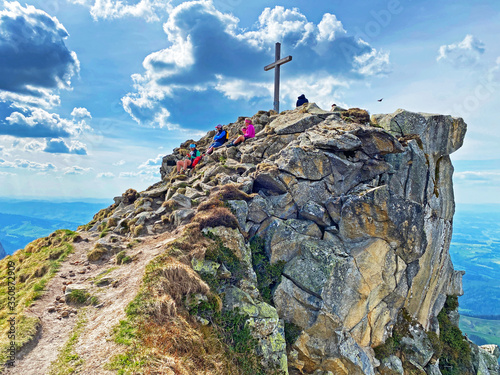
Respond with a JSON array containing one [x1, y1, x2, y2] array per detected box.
[[284, 321, 302, 347]]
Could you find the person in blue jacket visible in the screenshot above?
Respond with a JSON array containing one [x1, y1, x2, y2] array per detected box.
[[205, 124, 227, 155], [296, 94, 309, 107]]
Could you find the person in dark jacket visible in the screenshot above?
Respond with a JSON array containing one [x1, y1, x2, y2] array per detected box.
[[177, 144, 200, 173], [205, 124, 227, 155], [296, 94, 309, 107]]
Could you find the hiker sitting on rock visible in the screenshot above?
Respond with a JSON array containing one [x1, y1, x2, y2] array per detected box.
[[177, 143, 200, 173], [227, 118, 255, 147], [205, 124, 227, 155], [296, 94, 309, 107]]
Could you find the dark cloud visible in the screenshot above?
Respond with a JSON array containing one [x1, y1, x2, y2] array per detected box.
[[0, 2, 79, 101]]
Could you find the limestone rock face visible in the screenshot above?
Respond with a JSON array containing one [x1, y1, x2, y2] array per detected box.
[[152, 106, 473, 374]]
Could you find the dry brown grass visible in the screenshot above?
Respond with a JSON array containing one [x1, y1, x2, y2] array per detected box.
[[152, 259, 210, 306], [197, 196, 225, 212], [138, 316, 236, 375], [211, 184, 254, 202], [341, 107, 370, 124], [193, 207, 239, 231], [122, 188, 138, 205], [162, 199, 180, 211]]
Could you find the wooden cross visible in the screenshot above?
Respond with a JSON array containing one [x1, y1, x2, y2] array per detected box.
[[264, 42, 292, 113]]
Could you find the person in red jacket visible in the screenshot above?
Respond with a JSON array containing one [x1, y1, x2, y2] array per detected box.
[[227, 118, 255, 147]]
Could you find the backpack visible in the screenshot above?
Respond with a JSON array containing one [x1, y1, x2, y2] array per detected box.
[[221, 128, 228, 144], [191, 155, 203, 168]]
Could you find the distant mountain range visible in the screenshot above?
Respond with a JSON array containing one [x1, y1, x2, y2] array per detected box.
[[0, 198, 110, 256]]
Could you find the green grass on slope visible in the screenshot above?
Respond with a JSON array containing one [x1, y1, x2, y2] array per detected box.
[[0, 229, 80, 365]]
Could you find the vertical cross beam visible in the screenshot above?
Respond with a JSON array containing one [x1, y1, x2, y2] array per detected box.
[[264, 42, 292, 113], [274, 43, 281, 113]]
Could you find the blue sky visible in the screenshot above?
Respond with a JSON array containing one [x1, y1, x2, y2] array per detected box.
[[0, 0, 499, 203]]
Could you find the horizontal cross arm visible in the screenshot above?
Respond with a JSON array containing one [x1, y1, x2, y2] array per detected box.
[[264, 55, 293, 71]]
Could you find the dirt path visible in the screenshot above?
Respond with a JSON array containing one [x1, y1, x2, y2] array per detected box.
[[76, 232, 176, 374], [4, 230, 177, 375]]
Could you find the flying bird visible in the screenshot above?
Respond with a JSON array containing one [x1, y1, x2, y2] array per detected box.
[[378, 98, 383, 102]]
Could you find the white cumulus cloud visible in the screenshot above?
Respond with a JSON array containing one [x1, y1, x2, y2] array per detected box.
[[68, 0, 171, 22], [437, 34, 485, 68]]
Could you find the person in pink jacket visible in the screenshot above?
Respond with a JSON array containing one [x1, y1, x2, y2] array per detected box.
[[227, 118, 255, 147]]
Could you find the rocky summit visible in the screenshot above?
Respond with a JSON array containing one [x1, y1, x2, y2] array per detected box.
[[1, 104, 499, 375]]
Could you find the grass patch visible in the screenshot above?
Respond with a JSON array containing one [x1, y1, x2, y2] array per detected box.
[[99, 227, 112, 238], [66, 289, 99, 306], [48, 310, 87, 375], [193, 207, 239, 230], [0, 230, 78, 363], [250, 237, 285, 306], [116, 251, 132, 265]]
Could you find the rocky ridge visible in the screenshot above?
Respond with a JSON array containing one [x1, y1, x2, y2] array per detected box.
[[2, 104, 499, 375]]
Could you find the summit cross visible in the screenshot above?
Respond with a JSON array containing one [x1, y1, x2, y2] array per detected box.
[[264, 42, 292, 113]]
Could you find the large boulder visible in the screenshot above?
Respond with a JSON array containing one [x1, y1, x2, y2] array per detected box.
[[372, 109, 466, 157]]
